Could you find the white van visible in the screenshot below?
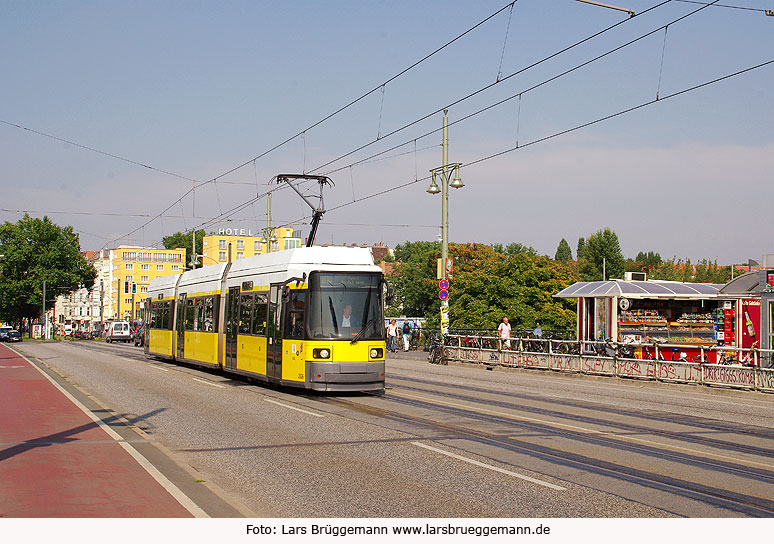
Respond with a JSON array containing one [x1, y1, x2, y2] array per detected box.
[[106, 321, 131, 343]]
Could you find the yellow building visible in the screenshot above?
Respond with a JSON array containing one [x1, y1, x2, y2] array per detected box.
[[202, 227, 301, 265], [100, 246, 187, 321]]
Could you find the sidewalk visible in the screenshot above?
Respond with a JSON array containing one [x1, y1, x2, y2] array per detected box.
[[0, 343, 210, 517]]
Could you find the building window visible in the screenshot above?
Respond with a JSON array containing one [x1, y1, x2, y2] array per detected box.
[[125, 275, 133, 282], [218, 251, 226, 261], [169, 253, 182, 263], [236, 252, 244, 260], [125, 263, 134, 270], [284, 239, 301, 250], [171, 265, 179, 271], [122, 251, 137, 261], [157, 264, 164, 271], [254, 240, 261, 251], [236, 240, 244, 250], [141, 286, 148, 293], [219, 239, 226, 250], [141, 275, 149, 282], [271, 241, 279, 252], [141, 264, 149, 271]]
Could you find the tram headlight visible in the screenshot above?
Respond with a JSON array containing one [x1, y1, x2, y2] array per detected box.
[[370, 348, 383, 359], [313, 348, 331, 359]]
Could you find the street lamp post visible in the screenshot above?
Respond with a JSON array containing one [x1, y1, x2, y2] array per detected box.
[[427, 110, 464, 337]]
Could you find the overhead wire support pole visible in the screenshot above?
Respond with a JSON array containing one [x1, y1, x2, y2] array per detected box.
[[273, 174, 334, 247]]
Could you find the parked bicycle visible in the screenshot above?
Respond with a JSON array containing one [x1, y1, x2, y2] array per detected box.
[[427, 334, 448, 365]]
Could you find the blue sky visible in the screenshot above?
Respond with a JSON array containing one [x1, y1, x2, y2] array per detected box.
[[1, 0, 772, 264]]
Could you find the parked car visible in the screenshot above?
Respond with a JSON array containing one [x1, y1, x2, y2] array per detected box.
[[0, 326, 11, 342], [7, 330, 22, 342], [106, 321, 132, 343]]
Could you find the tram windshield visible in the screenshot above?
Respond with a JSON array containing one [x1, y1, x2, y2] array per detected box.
[[307, 272, 384, 340]]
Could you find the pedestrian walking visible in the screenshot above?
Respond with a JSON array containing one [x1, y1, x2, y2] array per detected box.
[[402, 320, 412, 351], [387, 319, 399, 352], [497, 317, 511, 350]]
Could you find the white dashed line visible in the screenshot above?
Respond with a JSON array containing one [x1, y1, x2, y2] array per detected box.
[[265, 398, 324, 417], [412, 441, 566, 491], [192, 378, 224, 388]]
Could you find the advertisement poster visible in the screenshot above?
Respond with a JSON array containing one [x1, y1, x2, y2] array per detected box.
[[741, 299, 761, 349]]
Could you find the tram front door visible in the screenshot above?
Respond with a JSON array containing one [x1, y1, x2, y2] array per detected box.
[[225, 287, 239, 370], [267, 284, 283, 380], [176, 293, 186, 359]]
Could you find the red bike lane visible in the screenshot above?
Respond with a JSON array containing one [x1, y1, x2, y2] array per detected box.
[[0, 343, 198, 517]]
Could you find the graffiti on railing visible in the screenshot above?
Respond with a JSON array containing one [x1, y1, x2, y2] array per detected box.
[[550, 354, 577, 372], [522, 354, 542, 368], [444, 335, 774, 394], [758, 369, 774, 391], [503, 351, 520, 367], [459, 348, 480, 362], [703, 365, 755, 388], [616, 359, 655, 379], [582, 357, 613, 375]]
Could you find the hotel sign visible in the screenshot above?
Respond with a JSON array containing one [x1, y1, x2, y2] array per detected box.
[[218, 228, 254, 236]]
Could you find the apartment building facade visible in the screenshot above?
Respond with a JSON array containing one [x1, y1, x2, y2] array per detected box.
[[54, 245, 186, 331], [201, 227, 301, 265]]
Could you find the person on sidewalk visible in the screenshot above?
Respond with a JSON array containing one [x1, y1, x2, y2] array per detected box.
[[387, 319, 399, 352], [498, 317, 512, 350], [401, 320, 412, 351]]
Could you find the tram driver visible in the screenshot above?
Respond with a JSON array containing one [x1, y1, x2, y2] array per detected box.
[[341, 304, 359, 328]]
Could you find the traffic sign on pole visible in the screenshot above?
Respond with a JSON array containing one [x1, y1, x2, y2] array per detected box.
[[439, 279, 449, 290], [439, 289, 449, 300]]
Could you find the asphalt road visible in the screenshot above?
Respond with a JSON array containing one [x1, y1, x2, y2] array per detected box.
[[15, 340, 774, 518]]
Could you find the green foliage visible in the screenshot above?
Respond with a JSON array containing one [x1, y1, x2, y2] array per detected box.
[[576, 237, 586, 261], [554, 238, 573, 262], [386, 241, 576, 330], [162, 229, 205, 267], [0, 215, 97, 325], [579, 228, 625, 281], [385, 241, 441, 318], [647, 258, 734, 283], [635, 251, 662, 266]]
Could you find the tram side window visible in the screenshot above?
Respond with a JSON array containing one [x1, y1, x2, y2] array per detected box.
[[203, 296, 216, 332], [239, 293, 253, 334], [284, 291, 306, 340], [148, 303, 157, 329], [253, 293, 268, 335], [161, 301, 171, 330], [185, 299, 196, 331]]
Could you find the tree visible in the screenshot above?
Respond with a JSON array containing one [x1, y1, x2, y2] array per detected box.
[[0, 215, 96, 327], [162, 229, 205, 268], [386, 241, 577, 331], [385, 241, 441, 317], [576, 237, 586, 261], [554, 238, 573, 262], [579, 228, 625, 281]]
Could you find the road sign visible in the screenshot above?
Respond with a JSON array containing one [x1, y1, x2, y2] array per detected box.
[[439, 279, 449, 290], [439, 289, 449, 300]]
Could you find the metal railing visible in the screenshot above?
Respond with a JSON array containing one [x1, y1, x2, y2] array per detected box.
[[438, 334, 774, 394]]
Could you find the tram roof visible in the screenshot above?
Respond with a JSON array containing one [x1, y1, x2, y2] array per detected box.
[[554, 279, 723, 299]]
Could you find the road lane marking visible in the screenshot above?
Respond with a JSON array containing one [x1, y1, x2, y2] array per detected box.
[[412, 441, 566, 490], [393, 390, 774, 471], [8, 346, 208, 518], [192, 378, 224, 388], [265, 398, 324, 418], [149, 365, 170, 372]]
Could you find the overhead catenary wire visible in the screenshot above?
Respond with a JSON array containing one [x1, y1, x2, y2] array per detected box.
[[309, 0, 674, 175], [303, 57, 774, 222], [321, 0, 715, 178]]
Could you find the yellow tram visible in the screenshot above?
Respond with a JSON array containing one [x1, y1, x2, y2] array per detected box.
[[144, 247, 386, 391]]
